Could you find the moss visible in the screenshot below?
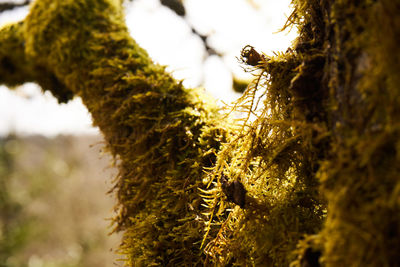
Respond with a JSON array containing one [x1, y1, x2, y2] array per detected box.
[[200, 46, 327, 265], [0, 22, 32, 86], [22, 0, 228, 265], [1, 0, 329, 265], [315, 0, 400, 266], [0, 22, 72, 102], [1, 0, 399, 266]]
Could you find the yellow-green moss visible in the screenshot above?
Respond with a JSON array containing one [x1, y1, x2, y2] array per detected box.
[[200, 38, 327, 266], [19, 0, 228, 265], [197, 0, 400, 266], [0, 22, 32, 86], [1, 0, 399, 266], [315, 0, 400, 266], [0, 21, 72, 102]]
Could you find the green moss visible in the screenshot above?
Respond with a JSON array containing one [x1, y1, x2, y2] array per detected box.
[[0, 22, 32, 86], [0, 22, 72, 102], [315, 0, 400, 266], [1, 0, 399, 266], [1, 0, 328, 265], [200, 43, 327, 265], [22, 0, 228, 265]]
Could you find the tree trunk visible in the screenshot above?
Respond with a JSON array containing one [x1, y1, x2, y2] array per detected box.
[[313, 0, 400, 266]]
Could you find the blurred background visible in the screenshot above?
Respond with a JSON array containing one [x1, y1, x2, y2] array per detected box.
[[0, 135, 121, 266], [0, 0, 296, 266]]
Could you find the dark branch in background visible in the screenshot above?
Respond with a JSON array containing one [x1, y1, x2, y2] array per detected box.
[[0, 0, 31, 12], [128, 0, 248, 92], [190, 27, 219, 57], [160, 0, 185, 16], [159, 0, 220, 57], [157, 0, 249, 92], [128, 0, 220, 58]]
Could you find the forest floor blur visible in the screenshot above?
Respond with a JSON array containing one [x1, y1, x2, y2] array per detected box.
[[0, 134, 123, 267]]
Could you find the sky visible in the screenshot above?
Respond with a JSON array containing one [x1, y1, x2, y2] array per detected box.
[[0, 0, 296, 136]]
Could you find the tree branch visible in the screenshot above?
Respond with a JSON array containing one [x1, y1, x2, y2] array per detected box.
[[0, 0, 226, 265], [0, 0, 31, 13]]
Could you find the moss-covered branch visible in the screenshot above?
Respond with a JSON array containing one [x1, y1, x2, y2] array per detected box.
[[0, 21, 72, 102], [1, 0, 399, 266], [0, 0, 227, 265]]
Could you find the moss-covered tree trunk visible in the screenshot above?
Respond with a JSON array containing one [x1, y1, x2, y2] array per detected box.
[[0, 0, 399, 266], [311, 1, 400, 266]]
